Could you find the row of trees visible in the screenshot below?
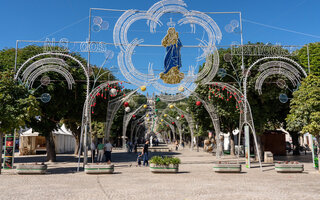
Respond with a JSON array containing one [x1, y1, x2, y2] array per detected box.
[[0, 42, 319, 172], [0, 45, 133, 167], [155, 42, 320, 160]]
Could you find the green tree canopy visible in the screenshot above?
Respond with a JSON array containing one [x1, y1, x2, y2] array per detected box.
[[286, 74, 320, 138]]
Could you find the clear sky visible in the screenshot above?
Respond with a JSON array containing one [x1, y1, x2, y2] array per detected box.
[[1, 0, 319, 94], [1, 0, 319, 49]]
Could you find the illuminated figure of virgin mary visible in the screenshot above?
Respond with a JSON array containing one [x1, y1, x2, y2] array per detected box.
[[159, 27, 184, 84]]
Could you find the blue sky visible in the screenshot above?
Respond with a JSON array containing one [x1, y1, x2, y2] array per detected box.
[[1, 0, 319, 49], [1, 0, 319, 94]]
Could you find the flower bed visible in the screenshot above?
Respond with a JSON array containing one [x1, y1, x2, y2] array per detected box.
[[150, 156, 180, 173], [84, 163, 114, 174], [16, 163, 47, 174], [213, 161, 241, 173], [275, 161, 304, 173]]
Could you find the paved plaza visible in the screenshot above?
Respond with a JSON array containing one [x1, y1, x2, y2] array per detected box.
[[1, 146, 319, 200]]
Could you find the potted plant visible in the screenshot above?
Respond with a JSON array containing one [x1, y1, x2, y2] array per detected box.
[[150, 156, 181, 173], [16, 162, 47, 175], [213, 161, 241, 173]]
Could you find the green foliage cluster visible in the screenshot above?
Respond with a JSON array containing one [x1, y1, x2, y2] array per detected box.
[[286, 74, 320, 138], [0, 70, 40, 134], [297, 42, 320, 76], [150, 156, 181, 165]]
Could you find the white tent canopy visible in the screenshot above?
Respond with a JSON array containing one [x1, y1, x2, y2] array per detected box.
[[20, 124, 75, 154]]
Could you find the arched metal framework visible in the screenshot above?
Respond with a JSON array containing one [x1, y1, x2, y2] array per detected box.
[[14, 52, 90, 171], [105, 88, 140, 139], [163, 120, 176, 142], [166, 115, 183, 145], [241, 56, 307, 169], [172, 105, 196, 149], [122, 104, 145, 148], [26, 65, 75, 89], [131, 115, 146, 143]]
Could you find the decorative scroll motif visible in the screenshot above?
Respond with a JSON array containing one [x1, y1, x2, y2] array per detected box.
[[254, 60, 303, 95]]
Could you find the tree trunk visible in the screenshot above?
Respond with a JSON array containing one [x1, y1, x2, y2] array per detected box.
[[0, 133, 3, 174], [46, 133, 56, 162], [230, 133, 235, 156], [290, 131, 300, 155], [255, 134, 264, 162], [74, 135, 80, 155]]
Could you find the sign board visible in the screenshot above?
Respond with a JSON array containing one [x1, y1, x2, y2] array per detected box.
[[3, 134, 15, 169]]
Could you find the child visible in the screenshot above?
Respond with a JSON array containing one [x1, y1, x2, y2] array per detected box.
[[136, 153, 142, 167]]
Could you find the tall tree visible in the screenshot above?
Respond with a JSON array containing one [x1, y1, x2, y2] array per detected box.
[[286, 74, 320, 163], [0, 70, 39, 174], [297, 42, 320, 76]]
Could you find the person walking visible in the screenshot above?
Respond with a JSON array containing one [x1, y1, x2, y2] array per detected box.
[[175, 140, 179, 151], [104, 140, 113, 163], [142, 140, 149, 166], [97, 141, 105, 162], [91, 140, 96, 163]]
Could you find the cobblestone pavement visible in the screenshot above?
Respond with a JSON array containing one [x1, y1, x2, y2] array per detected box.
[[1, 146, 319, 200]]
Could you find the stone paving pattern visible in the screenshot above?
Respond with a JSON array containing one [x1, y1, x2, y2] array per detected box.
[[1, 146, 319, 200]]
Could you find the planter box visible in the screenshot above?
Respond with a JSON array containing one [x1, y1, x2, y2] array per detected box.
[[213, 163, 241, 173], [275, 162, 304, 173], [16, 164, 47, 174], [150, 163, 179, 173], [85, 164, 114, 174]]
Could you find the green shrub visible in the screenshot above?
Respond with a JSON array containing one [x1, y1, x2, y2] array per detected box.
[[150, 156, 181, 165]]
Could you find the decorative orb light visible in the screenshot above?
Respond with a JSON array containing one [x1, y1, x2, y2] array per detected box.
[[172, 122, 175, 125], [196, 101, 202, 106], [146, 114, 149, 117], [140, 86, 146, 91], [110, 88, 117, 96], [155, 109, 158, 112], [159, 122, 162, 125], [161, 119, 164, 122], [169, 104, 174, 109], [176, 116, 180, 120], [124, 102, 129, 107], [178, 86, 184, 92], [125, 107, 131, 112], [132, 114, 136, 118], [164, 114, 167, 118], [181, 115, 184, 118], [143, 104, 148, 109], [156, 97, 160, 102], [147, 118, 150, 121]]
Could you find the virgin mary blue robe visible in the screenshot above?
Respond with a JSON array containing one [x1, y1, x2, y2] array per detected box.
[[163, 38, 182, 74]]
